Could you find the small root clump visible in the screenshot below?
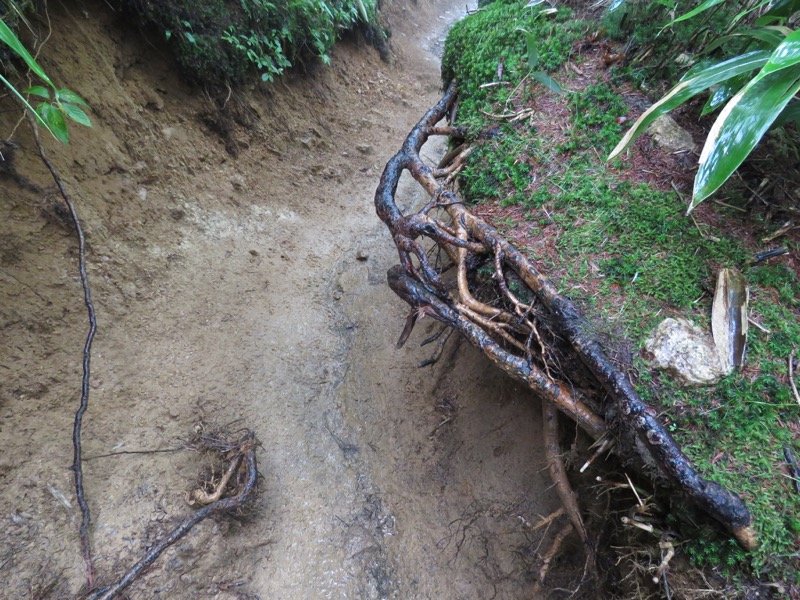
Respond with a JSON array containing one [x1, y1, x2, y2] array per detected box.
[[86, 430, 259, 600]]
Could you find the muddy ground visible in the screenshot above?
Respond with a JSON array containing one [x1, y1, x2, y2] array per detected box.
[[0, 1, 592, 598]]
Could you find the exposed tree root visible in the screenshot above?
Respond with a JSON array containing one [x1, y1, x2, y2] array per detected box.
[[543, 402, 589, 548], [86, 432, 258, 600], [374, 82, 756, 550], [531, 521, 573, 598], [30, 116, 97, 589], [29, 116, 260, 600]]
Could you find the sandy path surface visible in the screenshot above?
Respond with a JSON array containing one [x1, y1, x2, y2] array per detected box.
[[0, 1, 568, 597]]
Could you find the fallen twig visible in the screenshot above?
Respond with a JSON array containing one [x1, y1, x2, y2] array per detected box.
[[86, 432, 258, 600], [84, 448, 183, 461], [789, 350, 800, 406], [30, 115, 98, 588]]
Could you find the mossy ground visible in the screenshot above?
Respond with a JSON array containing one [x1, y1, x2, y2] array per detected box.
[[443, 0, 800, 593]]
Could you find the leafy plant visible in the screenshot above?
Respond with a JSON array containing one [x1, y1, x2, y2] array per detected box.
[[0, 18, 91, 142], [115, 0, 379, 87], [521, 0, 563, 94], [608, 0, 800, 211], [442, 0, 583, 130]]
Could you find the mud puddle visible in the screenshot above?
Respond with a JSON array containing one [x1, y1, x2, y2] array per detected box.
[[0, 0, 572, 597]]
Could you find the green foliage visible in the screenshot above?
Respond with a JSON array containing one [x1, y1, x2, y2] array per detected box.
[[554, 176, 746, 308], [0, 18, 91, 143], [441, 0, 583, 129], [115, 0, 378, 86], [608, 1, 800, 211]]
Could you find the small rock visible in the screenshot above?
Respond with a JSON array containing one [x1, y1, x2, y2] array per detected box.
[[356, 144, 374, 155], [230, 174, 246, 191], [643, 318, 730, 386], [167, 557, 183, 571], [144, 90, 164, 111], [356, 249, 369, 261], [647, 115, 695, 153], [161, 127, 177, 140], [137, 188, 148, 201]]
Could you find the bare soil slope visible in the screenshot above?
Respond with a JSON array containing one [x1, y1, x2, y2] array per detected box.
[[0, 1, 577, 597]]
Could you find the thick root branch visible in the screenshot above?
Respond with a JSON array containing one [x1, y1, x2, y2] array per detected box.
[[375, 82, 755, 549]]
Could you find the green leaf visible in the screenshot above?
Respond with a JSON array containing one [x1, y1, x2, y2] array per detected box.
[[0, 73, 54, 136], [702, 75, 747, 116], [24, 85, 50, 99], [531, 70, 562, 93], [669, 0, 725, 26], [691, 68, 800, 209], [702, 27, 789, 56], [527, 33, 539, 69], [355, 0, 370, 22], [37, 102, 69, 144], [732, 0, 774, 24], [755, 28, 800, 76], [763, 0, 800, 19], [56, 89, 89, 107], [0, 20, 53, 86], [61, 102, 92, 127], [772, 98, 800, 127], [609, 50, 770, 160]]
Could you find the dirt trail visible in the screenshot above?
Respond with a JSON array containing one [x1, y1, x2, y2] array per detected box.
[[0, 1, 572, 597]]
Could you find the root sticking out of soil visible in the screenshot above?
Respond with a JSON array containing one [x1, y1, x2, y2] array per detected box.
[[374, 83, 758, 567], [29, 109, 261, 600], [30, 115, 98, 589], [87, 431, 258, 600]]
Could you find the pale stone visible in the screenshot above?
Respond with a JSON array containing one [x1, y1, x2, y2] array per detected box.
[[647, 115, 695, 153], [230, 174, 246, 191], [643, 318, 731, 386]]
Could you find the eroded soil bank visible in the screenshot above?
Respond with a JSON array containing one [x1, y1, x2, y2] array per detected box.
[[0, 0, 582, 598]]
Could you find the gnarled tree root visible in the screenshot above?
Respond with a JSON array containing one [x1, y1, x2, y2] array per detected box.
[[85, 432, 258, 600], [375, 82, 756, 550]]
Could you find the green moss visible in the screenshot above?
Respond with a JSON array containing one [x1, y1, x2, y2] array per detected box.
[[442, 0, 800, 583], [442, 0, 584, 130], [458, 124, 538, 204], [560, 82, 628, 154]]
